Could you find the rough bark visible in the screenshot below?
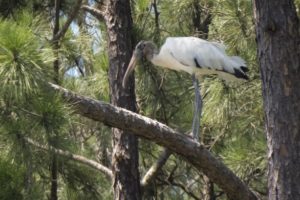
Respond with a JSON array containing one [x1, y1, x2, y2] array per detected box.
[[49, 83, 258, 200], [105, 0, 141, 199], [53, 0, 60, 83], [252, 0, 300, 199]]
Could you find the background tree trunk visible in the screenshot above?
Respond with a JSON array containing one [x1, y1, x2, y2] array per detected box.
[[252, 0, 300, 199], [106, 0, 141, 199], [50, 154, 58, 200], [50, 1, 60, 199]]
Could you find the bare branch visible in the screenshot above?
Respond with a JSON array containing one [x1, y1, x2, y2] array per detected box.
[[151, 0, 160, 41], [81, 5, 107, 21], [52, 0, 83, 42], [24, 137, 113, 179], [48, 82, 258, 200], [141, 148, 172, 188]]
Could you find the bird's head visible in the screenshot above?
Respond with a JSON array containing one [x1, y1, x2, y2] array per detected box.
[[122, 41, 157, 88]]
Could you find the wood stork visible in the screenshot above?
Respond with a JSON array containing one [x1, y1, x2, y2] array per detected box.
[[122, 37, 248, 141]]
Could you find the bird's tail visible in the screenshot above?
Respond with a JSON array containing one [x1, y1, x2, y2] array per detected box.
[[229, 56, 249, 80], [218, 56, 249, 82]]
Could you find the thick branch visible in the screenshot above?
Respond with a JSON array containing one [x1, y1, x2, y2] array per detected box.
[[49, 83, 258, 200], [24, 137, 113, 179], [52, 0, 83, 42]]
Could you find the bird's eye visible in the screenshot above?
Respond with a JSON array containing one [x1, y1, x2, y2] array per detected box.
[[138, 43, 145, 50]]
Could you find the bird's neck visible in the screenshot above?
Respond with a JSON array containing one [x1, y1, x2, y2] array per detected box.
[[150, 50, 165, 67], [144, 42, 159, 62]]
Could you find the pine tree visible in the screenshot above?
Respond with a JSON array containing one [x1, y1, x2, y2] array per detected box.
[[0, 0, 269, 199]]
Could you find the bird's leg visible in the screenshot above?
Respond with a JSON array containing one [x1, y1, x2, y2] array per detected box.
[[191, 73, 202, 142]]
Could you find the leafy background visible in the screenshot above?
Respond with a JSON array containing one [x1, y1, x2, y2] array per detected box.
[[1, 0, 298, 199]]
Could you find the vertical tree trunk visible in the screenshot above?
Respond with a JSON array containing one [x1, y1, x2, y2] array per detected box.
[[106, 0, 141, 199], [53, 0, 60, 83], [50, 1, 60, 199], [192, 0, 201, 34], [252, 1, 300, 199], [50, 154, 58, 200], [192, 0, 211, 39]]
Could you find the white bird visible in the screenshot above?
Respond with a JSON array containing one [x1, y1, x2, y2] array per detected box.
[[122, 37, 248, 141]]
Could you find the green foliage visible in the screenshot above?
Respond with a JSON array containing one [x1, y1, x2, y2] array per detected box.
[[0, 159, 24, 200], [0, 16, 53, 103], [60, 162, 111, 200], [0, 0, 268, 199], [0, 11, 89, 200], [132, 0, 266, 199]]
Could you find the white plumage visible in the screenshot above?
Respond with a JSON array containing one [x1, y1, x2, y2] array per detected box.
[[122, 36, 249, 141], [122, 37, 248, 87], [151, 37, 248, 81]]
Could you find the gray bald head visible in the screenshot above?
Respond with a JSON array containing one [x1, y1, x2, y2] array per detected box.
[[122, 40, 158, 88], [135, 40, 157, 61]]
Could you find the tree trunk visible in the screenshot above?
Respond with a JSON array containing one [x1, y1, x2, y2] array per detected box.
[[252, 1, 300, 199], [106, 0, 141, 199], [50, 154, 58, 200], [50, 1, 60, 199], [53, 0, 60, 83], [192, 0, 212, 39]]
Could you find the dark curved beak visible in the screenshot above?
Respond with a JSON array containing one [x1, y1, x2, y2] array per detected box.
[[122, 50, 141, 88]]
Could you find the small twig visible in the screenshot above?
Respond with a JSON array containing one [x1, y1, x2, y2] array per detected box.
[[17, 107, 42, 118], [167, 163, 178, 183], [209, 126, 227, 150], [158, 177, 201, 200], [52, 0, 83, 42], [140, 3, 152, 35], [171, 181, 201, 200]]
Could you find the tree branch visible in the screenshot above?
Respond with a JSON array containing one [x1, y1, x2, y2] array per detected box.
[[158, 177, 201, 200], [24, 137, 113, 179], [81, 5, 107, 21], [141, 148, 172, 188], [48, 82, 258, 200], [52, 0, 83, 42]]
